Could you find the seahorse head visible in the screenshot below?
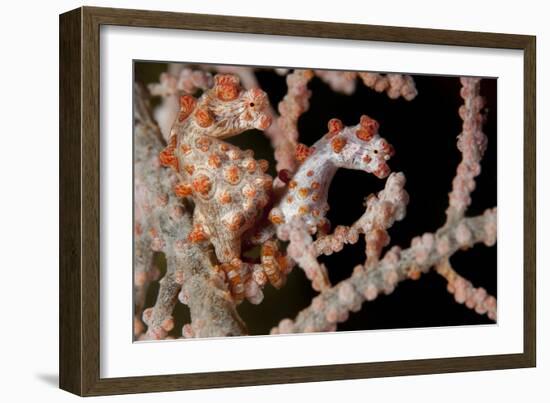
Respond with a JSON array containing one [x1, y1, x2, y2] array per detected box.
[[325, 115, 394, 179], [190, 74, 272, 139]]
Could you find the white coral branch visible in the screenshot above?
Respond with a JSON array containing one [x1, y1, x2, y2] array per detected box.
[[446, 77, 488, 222], [271, 208, 496, 334], [314, 70, 418, 100], [313, 172, 409, 264]]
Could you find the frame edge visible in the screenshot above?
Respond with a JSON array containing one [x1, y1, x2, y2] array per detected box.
[[59, 6, 84, 396], [523, 35, 536, 368], [80, 5, 534, 49]]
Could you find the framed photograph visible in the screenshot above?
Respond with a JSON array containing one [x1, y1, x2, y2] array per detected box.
[[59, 6, 536, 396]]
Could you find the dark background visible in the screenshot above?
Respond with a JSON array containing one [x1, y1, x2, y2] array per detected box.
[[135, 62, 497, 336]]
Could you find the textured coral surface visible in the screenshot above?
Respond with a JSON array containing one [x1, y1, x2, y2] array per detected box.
[[133, 63, 496, 340]]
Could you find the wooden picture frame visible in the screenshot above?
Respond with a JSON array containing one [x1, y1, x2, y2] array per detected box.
[[59, 6, 536, 396]]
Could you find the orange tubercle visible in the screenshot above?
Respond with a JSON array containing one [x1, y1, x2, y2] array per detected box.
[[269, 211, 285, 224], [215, 74, 240, 87], [178, 95, 197, 121], [215, 83, 239, 101], [208, 153, 222, 168], [331, 136, 347, 153], [195, 136, 212, 152], [159, 151, 178, 171], [159, 135, 179, 171], [358, 115, 379, 140], [379, 139, 395, 157], [174, 183, 193, 197], [356, 128, 374, 141], [245, 160, 257, 173], [218, 191, 232, 204], [242, 184, 257, 199], [297, 187, 310, 199], [373, 164, 390, 179], [257, 114, 272, 130], [179, 95, 197, 113], [195, 108, 214, 127], [327, 118, 344, 137], [188, 224, 208, 243], [215, 75, 240, 101], [295, 143, 312, 163], [223, 165, 241, 184], [192, 174, 212, 196]]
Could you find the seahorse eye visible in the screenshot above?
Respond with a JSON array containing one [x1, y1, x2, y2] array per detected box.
[[249, 102, 255, 107]]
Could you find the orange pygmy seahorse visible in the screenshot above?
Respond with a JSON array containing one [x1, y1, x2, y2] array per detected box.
[[269, 115, 395, 235], [159, 74, 278, 301]]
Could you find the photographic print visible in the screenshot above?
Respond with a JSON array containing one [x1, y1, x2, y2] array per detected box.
[[132, 61, 497, 341]]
